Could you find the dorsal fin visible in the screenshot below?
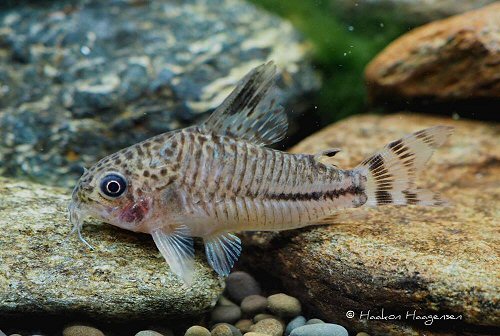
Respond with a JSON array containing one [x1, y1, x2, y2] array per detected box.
[[200, 61, 288, 146]]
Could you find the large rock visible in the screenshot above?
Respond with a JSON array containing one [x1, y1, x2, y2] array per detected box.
[[241, 114, 499, 336], [0, 0, 319, 188], [365, 3, 500, 112], [0, 177, 223, 321]]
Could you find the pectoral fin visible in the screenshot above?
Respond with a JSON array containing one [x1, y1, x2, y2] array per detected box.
[[151, 225, 195, 285], [204, 232, 242, 277]]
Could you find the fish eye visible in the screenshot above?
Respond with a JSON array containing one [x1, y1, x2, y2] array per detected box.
[[100, 173, 127, 198]]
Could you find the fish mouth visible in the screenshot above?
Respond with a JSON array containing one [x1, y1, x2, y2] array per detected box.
[[67, 200, 94, 250]]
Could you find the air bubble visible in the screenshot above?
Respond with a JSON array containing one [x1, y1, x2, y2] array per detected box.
[[80, 46, 91, 55]]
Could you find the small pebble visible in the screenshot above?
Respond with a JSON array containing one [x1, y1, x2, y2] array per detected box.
[[9, 334, 23, 336], [250, 318, 284, 336], [267, 293, 302, 318], [212, 324, 242, 336], [218, 296, 238, 307], [290, 323, 348, 336], [211, 305, 242, 324], [211, 324, 233, 336], [285, 315, 306, 335], [63, 326, 105, 336], [185, 326, 210, 336], [135, 331, 165, 336], [241, 295, 268, 316], [235, 319, 253, 333], [225, 272, 261, 303], [253, 313, 275, 323], [306, 318, 324, 325], [243, 333, 268, 336], [356, 333, 370, 336]]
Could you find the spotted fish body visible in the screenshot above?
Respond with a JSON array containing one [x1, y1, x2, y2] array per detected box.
[[69, 62, 453, 284]]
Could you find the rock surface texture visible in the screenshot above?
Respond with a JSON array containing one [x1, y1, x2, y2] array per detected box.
[[241, 114, 499, 336], [0, 0, 318, 187], [0, 177, 223, 320], [365, 3, 500, 110]]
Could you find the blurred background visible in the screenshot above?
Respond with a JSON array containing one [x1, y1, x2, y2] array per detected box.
[[0, 0, 497, 189]]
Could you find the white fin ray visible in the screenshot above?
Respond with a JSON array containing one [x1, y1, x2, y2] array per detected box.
[[204, 232, 242, 277], [356, 126, 453, 206], [151, 225, 195, 285], [200, 61, 288, 146]]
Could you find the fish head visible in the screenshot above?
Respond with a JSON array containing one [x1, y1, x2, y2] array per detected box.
[[69, 147, 155, 237]]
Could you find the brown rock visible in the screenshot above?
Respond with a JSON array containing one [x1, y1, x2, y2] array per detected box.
[[235, 319, 254, 333], [63, 325, 104, 336], [241, 114, 499, 336], [365, 3, 500, 109], [250, 318, 284, 336], [210, 324, 233, 336]]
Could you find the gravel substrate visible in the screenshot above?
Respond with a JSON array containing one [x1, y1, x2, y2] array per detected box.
[[4, 271, 368, 336]]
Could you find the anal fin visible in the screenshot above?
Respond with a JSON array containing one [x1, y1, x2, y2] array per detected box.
[[204, 232, 242, 277], [151, 225, 195, 285]]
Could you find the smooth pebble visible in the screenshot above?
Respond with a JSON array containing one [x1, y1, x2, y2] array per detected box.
[[211, 305, 242, 324], [218, 296, 238, 307], [306, 318, 324, 325], [225, 272, 261, 303], [212, 324, 242, 336], [267, 293, 302, 318], [185, 326, 211, 336], [235, 319, 253, 333], [63, 326, 105, 336], [135, 331, 165, 336], [243, 333, 268, 336], [250, 318, 284, 336], [356, 333, 370, 336], [285, 315, 306, 335], [241, 295, 268, 316], [253, 313, 275, 323], [290, 323, 348, 336], [211, 324, 233, 336]]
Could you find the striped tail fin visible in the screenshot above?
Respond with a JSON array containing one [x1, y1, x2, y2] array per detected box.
[[355, 126, 453, 207]]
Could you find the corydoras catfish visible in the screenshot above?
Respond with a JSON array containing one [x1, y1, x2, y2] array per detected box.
[[68, 62, 453, 284]]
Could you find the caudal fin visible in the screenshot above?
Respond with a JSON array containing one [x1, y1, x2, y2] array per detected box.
[[355, 126, 453, 207]]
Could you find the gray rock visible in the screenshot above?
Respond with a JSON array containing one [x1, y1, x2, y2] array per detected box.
[[225, 272, 261, 304], [240, 295, 268, 316], [0, 177, 223, 320], [267, 293, 301, 318], [217, 296, 238, 307], [285, 316, 306, 336], [0, 0, 319, 188], [211, 305, 242, 324], [305, 318, 324, 325], [290, 324, 348, 336], [135, 331, 165, 336]]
